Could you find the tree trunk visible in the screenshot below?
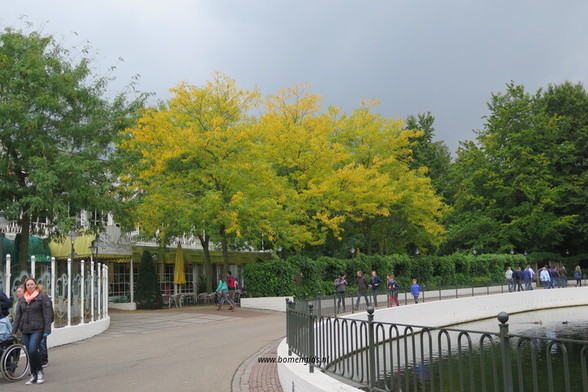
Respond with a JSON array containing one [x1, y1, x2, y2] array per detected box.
[[197, 233, 213, 293], [18, 213, 31, 271], [219, 224, 230, 276]]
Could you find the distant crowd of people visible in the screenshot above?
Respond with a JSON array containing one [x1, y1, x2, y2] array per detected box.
[[332, 264, 585, 314], [334, 270, 423, 312], [505, 265, 583, 291]]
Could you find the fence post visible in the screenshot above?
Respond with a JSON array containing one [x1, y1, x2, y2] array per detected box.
[[317, 291, 322, 318], [308, 303, 315, 373], [498, 312, 514, 392], [67, 257, 72, 327], [307, 302, 314, 373], [286, 298, 292, 355], [367, 306, 376, 390]]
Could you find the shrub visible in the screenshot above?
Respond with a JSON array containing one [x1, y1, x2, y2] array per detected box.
[[243, 259, 297, 297], [135, 250, 163, 309]]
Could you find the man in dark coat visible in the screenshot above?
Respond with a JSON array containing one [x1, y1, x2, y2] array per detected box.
[[354, 271, 370, 310]]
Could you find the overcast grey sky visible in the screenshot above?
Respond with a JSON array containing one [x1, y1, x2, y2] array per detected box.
[[2, 1, 587, 152]]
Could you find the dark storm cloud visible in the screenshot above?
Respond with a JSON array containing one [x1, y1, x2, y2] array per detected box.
[[2, 0, 587, 151]]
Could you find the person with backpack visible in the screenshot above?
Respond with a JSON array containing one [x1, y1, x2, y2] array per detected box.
[[334, 273, 348, 312]]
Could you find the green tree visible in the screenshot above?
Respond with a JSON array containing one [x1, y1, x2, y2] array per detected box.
[[0, 27, 143, 268], [135, 250, 162, 309], [404, 112, 451, 197], [443, 82, 586, 254]]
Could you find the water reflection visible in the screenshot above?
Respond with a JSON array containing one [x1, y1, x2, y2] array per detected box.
[[372, 307, 588, 392]]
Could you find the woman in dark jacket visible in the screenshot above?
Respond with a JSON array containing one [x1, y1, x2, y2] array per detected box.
[[12, 277, 54, 385]]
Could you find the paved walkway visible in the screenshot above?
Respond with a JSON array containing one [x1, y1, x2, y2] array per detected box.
[[1, 306, 285, 391]]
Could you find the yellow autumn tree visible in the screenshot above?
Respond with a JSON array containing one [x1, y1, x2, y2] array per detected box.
[[256, 88, 446, 254], [117, 72, 290, 290]]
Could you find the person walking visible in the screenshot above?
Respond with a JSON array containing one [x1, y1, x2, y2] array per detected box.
[[226, 271, 238, 301], [523, 266, 533, 291], [574, 266, 582, 287], [505, 267, 514, 292], [370, 270, 382, 307], [216, 275, 236, 311], [354, 271, 370, 310], [11, 277, 54, 385], [540, 267, 551, 289], [37, 284, 53, 368], [559, 265, 568, 288], [512, 267, 523, 291], [387, 274, 401, 307], [410, 279, 423, 304], [334, 273, 348, 312]]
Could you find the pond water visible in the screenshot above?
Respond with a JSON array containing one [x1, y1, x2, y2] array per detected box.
[[376, 306, 588, 392]]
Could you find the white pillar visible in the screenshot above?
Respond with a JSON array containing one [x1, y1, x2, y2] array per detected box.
[[130, 258, 134, 304], [90, 258, 95, 322], [51, 257, 56, 300], [5, 254, 10, 293], [67, 257, 72, 327], [31, 255, 36, 278], [80, 259, 85, 324], [103, 264, 108, 316], [97, 263, 102, 319]]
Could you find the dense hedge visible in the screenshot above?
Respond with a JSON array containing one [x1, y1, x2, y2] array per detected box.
[[243, 253, 585, 298]]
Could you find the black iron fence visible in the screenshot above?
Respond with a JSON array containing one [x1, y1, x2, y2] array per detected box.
[[285, 300, 588, 392], [291, 280, 588, 319]]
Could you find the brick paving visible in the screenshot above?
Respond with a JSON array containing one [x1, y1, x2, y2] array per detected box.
[[233, 338, 284, 392]]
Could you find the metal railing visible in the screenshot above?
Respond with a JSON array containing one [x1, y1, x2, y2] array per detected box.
[[1, 254, 109, 328], [286, 301, 588, 392], [291, 279, 588, 319]]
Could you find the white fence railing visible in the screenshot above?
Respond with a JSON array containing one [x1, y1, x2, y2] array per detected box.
[[1, 254, 109, 328]]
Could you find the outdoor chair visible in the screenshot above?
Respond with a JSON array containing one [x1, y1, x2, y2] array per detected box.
[[197, 292, 210, 304]]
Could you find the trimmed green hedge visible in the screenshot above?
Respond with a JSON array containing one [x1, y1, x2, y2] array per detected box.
[[243, 252, 585, 298]]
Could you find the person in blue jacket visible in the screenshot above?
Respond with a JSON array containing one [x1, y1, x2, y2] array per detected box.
[[410, 279, 423, 304]]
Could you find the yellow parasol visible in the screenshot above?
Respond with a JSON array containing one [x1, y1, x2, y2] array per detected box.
[[173, 242, 187, 285]]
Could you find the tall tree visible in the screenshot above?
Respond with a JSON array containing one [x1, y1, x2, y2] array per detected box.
[[117, 73, 287, 290], [257, 90, 446, 255], [0, 27, 143, 268], [404, 112, 451, 198], [443, 82, 586, 254]]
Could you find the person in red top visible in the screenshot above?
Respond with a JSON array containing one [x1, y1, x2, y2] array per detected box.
[[227, 271, 238, 300]]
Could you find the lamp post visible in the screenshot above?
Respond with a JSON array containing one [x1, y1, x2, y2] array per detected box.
[[89, 236, 99, 323], [69, 229, 79, 261], [67, 229, 79, 327]]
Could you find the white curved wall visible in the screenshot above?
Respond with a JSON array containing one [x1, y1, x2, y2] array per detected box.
[[47, 317, 110, 348], [278, 286, 588, 392]]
